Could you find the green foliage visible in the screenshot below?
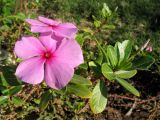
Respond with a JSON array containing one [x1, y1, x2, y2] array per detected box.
[[107, 45, 118, 68], [115, 70, 137, 79], [39, 91, 52, 111], [0, 96, 8, 105], [132, 55, 155, 70], [101, 40, 139, 97], [0, 0, 159, 118], [102, 3, 112, 18], [67, 84, 92, 98], [89, 80, 107, 114], [101, 63, 115, 80], [12, 96, 24, 106], [116, 40, 133, 66], [39, 0, 107, 20], [67, 75, 92, 98], [70, 74, 92, 86], [116, 77, 140, 97]]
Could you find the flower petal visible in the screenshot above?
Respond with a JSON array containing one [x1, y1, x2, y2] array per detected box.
[[55, 38, 84, 67], [30, 26, 53, 33], [38, 16, 59, 26], [51, 32, 64, 41], [14, 37, 45, 59], [40, 32, 62, 48], [45, 59, 74, 89], [53, 23, 78, 38], [39, 35, 57, 52], [15, 57, 45, 84], [26, 19, 47, 26]]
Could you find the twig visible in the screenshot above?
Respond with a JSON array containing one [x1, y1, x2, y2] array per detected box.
[[110, 103, 133, 107], [109, 94, 135, 101], [109, 94, 157, 105], [125, 98, 137, 116]]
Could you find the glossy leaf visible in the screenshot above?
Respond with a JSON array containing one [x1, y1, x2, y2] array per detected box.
[[95, 46, 103, 65], [76, 34, 84, 47], [102, 24, 115, 30], [2, 85, 22, 95], [89, 80, 108, 114], [0, 72, 9, 87], [132, 55, 155, 70], [82, 27, 94, 35], [67, 84, 92, 98], [102, 3, 111, 18], [94, 20, 101, 28], [79, 63, 88, 70], [117, 40, 133, 65], [115, 70, 137, 79], [107, 45, 118, 67], [116, 77, 140, 97], [39, 91, 52, 111], [102, 63, 115, 80], [0, 65, 21, 86], [0, 96, 8, 105], [9, 85, 22, 95], [70, 74, 92, 86], [12, 96, 24, 106], [118, 61, 132, 70]]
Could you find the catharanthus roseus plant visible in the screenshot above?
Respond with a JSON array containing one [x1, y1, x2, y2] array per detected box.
[[14, 16, 85, 89], [14, 36, 83, 89], [26, 16, 77, 39], [0, 2, 158, 119], [12, 12, 155, 114]]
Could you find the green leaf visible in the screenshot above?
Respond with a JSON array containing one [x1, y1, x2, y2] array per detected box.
[[0, 85, 6, 91], [118, 61, 132, 70], [94, 20, 101, 28], [94, 39, 108, 62], [12, 96, 24, 106], [0, 96, 8, 105], [102, 63, 115, 80], [0, 72, 9, 87], [79, 63, 88, 70], [67, 84, 92, 98], [9, 85, 22, 95], [0, 65, 21, 86], [116, 77, 140, 97], [117, 40, 133, 65], [132, 55, 155, 70], [102, 3, 112, 18], [89, 61, 102, 75], [95, 46, 103, 65], [107, 45, 118, 67], [3, 7, 12, 16], [115, 70, 137, 79], [89, 80, 108, 114], [89, 61, 97, 67], [102, 24, 115, 30], [70, 74, 92, 86], [39, 91, 52, 111], [16, 13, 26, 20], [76, 34, 84, 47], [2, 85, 22, 95], [82, 27, 94, 35]]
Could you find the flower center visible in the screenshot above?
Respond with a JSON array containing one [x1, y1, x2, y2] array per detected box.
[[48, 24, 58, 29], [43, 51, 52, 59]]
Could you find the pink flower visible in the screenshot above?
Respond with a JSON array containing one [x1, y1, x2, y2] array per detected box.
[[141, 39, 153, 52], [146, 46, 153, 52], [14, 36, 84, 89], [26, 16, 78, 38]]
